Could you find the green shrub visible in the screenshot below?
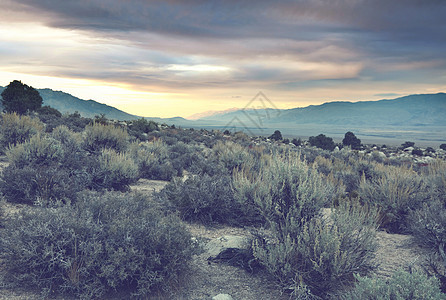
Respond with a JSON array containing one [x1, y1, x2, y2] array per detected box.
[[0, 133, 88, 204], [0, 165, 84, 205], [6, 134, 64, 168], [156, 173, 260, 225], [291, 138, 302, 146], [233, 152, 334, 237], [37, 105, 62, 118], [252, 201, 378, 298], [309, 134, 336, 151], [1, 80, 43, 114], [128, 140, 176, 180], [0, 112, 44, 152], [91, 148, 139, 191], [342, 270, 446, 300], [83, 123, 129, 153], [358, 164, 428, 232], [409, 200, 446, 253], [213, 140, 254, 173], [60, 111, 92, 132], [342, 131, 361, 150], [269, 130, 283, 141], [51, 125, 86, 168], [402, 141, 415, 148], [0, 192, 195, 299], [412, 148, 423, 156], [128, 118, 158, 140]]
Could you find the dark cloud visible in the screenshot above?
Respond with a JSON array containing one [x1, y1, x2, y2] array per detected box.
[[9, 0, 445, 62], [1, 0, 445, 101]]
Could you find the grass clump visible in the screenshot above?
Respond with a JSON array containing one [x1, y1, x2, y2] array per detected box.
[[0, 134, 85, 204], [233, 152, 335, 234], [341, 269, 446, 300], [0, 192, 195, 299], [128, 140, 177, 180], [156, 173, 260, 225], [233, 152, 378, 297], [358, 164, 428, 232], [91, 148, 139, 191], [0, 112, 44, 153], [252, 201, 378, 298], [83, 123, 129, 153]]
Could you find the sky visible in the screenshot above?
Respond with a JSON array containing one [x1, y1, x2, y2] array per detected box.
[[0, 0, 445, 118]]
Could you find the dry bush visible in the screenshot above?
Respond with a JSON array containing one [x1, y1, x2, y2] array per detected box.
[[341, 270, 445, 300], [83, 122, 129, 153], [233, 151, 336, 236], [0, 112, 44, 152], [358, 164, 428, 232], [252, 201, 378, 298], [0, 192, 195, 299], [91, 148, 139, 191]]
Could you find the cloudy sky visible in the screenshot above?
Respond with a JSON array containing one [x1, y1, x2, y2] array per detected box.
[[1, 0, 445, 118]]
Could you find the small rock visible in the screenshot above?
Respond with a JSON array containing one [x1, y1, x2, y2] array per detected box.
[[212, 294, 234, 300], [205, 235, 250, 258]]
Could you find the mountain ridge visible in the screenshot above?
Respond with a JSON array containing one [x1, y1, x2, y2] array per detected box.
[[0, 86, 192, 125], [199, 93, 446, 127], [1, 85, 445, 141]]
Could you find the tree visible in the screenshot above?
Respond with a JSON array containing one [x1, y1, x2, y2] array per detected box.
[[269, 130, 283, 141], [401, 141, 415, 149], [342, 131, 361, 150], [1, 80, 43, 114], [309, 134, 335, 151], [440, 144, 446, 151], [37, 105, 62, 118], [291, 138, 302, 146]]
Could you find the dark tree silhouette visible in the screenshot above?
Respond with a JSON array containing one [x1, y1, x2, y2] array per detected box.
[[269, 130, 283, 141], [309, 134, 335, 151], [1, 80, 43, 114], [401, 141, 415, 149], [342, 131, 361, 150]]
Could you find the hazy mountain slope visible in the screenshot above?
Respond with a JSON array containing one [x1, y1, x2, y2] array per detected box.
[[37, 89, 140, 120], [0, 86, 195, 125], [1, 85, 445, 130], [200, 93, 446, 127], [0, 86, 137, 120]]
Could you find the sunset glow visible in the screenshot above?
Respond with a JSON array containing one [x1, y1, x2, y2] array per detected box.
[[1, 0, 445, 118]]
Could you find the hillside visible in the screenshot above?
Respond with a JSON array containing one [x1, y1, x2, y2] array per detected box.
[[1, 85, 445, 144], [0, 86, 195, 126], [199, 93, 446, 127]]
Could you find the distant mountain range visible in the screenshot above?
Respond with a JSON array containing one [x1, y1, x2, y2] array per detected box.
[[198, 93, 446, 127], [0, 85, 445, 145]]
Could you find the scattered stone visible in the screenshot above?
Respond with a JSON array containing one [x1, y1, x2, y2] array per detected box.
[[205, 235, 251, 258], [212, 294, 234, 300], [376, 151, 387, 159], [205, 235, 260, 272]]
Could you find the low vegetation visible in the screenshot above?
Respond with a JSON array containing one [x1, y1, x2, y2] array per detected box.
[[0, 102, 445, 299], [0, 192, 195, 299], [342, 270, 446, 300]]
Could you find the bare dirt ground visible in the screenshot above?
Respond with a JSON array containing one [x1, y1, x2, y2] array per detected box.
[[0, 175, 438, 299]]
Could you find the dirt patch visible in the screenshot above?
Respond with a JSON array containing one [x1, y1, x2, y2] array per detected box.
[[372, 230, 432, 278], [130, 178, 169, 195]]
